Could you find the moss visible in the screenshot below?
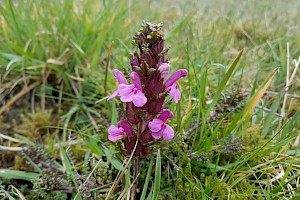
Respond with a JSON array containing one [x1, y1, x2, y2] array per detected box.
[[168, 143, 199, 199], [13, 109, 60, 142], [205, 176, 229, 199], [243, 124, 268, 151]]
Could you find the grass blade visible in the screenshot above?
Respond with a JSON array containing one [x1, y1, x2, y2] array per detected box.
[[140, 157, 154, 200], [59, 144, 74, 179], [244, 71, 276, 118], [0, 169, 39, 181], [205, 50, 243, 119], [152, 149, 161, 200]]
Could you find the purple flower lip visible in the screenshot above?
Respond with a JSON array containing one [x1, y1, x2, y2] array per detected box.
[[108, 120, 132, 142], [108, 69, 128, 100], [108, 71, 147, 107], [164, 69, 188, 103], [118, 72, 147, 107], [114, 69, 128, 84], [148, 110, 174, 140], [165, 69, 188, 88]]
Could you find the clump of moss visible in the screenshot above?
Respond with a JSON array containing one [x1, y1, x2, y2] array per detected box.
[[205, 176, 229, 199], [243, 124, 268, 151], [14, 109, 60, 142], [81, 157, 114, 186], [167, 143, 200, 199], [230, 179, 264, 200]]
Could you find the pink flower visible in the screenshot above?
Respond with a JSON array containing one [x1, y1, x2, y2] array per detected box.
[[108, 70, 147, 107], [164, 69, 188, 103], [108, 69, 128, 100], [148, 110, 174, 140], [108, 120, 132, 142], [118, 72, 147, 107]]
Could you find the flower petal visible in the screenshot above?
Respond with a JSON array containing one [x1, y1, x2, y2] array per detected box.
[[108, 90, 119, 100], [113, 69, 128, 84], [158, 63, 170, 78], [108, 134, 125, 142], [132, 90, 147, 107], [164, 69, 188, 88], [120, 93, 133, 102], [169, 84, 181, 103], [148, 119, 164, 132], [163, 124, 174, 140], [151, 130, 163, 139], [108, 125, 125, 142], [130, 72, 142, 91], [158, 109, 174, 122], [118, 84, 134, 96], [118, 120, 132, 136], [108, 125, 123, 135]]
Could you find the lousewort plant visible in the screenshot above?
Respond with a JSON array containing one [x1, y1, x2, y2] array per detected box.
[[107, 22, 187, 197], [108, 22, 187, 158]]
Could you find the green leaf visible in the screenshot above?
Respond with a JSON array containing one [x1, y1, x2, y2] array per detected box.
[[153, 150, 161, 200], [0, 169, 39, 181], [140, 157, 154, 200], [83, 137, 103, 157], [61, 104, 80, 142], [59, 144, 74, 179], [205, 50, 243, 119], [103, 147, 122, 170]]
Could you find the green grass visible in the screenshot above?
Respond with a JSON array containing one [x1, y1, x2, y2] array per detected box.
[[1, 0, 300, 199]]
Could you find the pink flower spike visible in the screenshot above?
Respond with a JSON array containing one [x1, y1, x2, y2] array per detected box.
[[130, 72, 142, 90], [114, 69, 128, 84], [158, 63, 170, 78], [158, 110, 174, 122], [168, 84, 181, 103], [108, 120, 132, 142], [164, 69, 188, 88]]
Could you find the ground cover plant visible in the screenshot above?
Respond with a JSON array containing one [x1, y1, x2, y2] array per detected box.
[[0, 0, 300, 199]]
